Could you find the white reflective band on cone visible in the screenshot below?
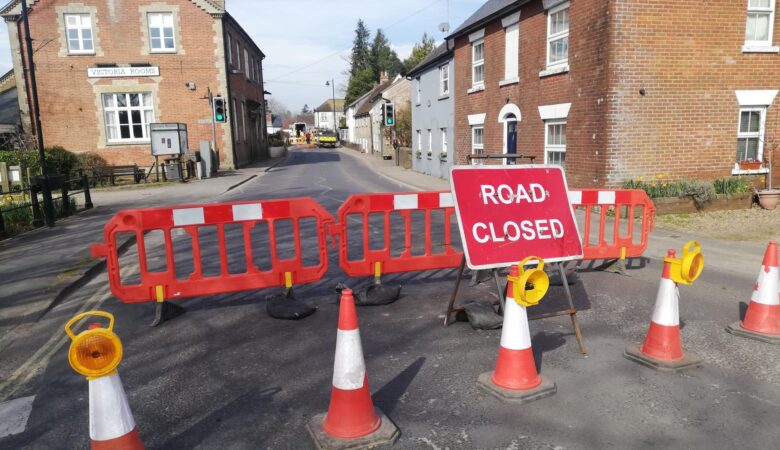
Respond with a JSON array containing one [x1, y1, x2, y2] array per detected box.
[[332, 329, 366, 390], [89, 372, 136, 441], [752, 266, 780, 306], [651, 279, 679, 326], [499, 297, 532, 350]]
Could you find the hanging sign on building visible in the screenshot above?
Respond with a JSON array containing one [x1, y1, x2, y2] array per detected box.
[[87, 66, 160, 78], [450, 165, 583, 269]]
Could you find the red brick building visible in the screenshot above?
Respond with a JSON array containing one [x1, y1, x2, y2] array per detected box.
[[1, 0, 268, 170], [451, 0, 780, 188]]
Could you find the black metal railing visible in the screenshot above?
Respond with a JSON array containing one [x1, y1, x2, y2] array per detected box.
[[0, 171, 93, 239]]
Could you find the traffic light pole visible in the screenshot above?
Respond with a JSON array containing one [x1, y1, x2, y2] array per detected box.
[[208, 87, 218, 176], [21, 0, 55, 227]]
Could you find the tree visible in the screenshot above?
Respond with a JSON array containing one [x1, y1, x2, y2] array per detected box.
[[404, 33, 437, 72], [344, 66, 374, 107], [350, 19, 371, 77], [301, 104, 310, 114], [389, 100, 412, 148], [369, 29, 403, 81]]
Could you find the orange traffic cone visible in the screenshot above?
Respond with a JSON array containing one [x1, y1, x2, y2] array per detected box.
[[727, 241, 780, 343], [477, 266, 556, 403], [306, 289, 399, 449], [625, 250, 702, 371], [90, 372, 144, 450]]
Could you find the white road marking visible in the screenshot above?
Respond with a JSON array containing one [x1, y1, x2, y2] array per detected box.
[[0, 395, 35, 438]]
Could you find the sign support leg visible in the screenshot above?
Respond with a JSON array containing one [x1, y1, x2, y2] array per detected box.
[[491, 268, 505, 315], [557, 262, 586, 354], [443, 255, 466, 326]]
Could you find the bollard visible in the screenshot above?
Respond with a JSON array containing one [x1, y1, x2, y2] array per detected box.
[[82, 171, 93, 209], [30, 185, 43, 227], [61, 178, 70, 216]]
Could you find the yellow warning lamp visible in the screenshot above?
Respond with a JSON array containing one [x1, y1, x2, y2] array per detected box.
[[507, 256, 550, 307], [64, 311, 123, 379], [665, 240, 704, 285]]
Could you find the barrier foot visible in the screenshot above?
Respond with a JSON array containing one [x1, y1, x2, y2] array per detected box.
[[477, 372, 556, 404], [623, 344, 702, 372], [306, 407, 400, 450], [597, 259, 628, 276], [150, 300, 186, 327], [726, 322, 780, 344]]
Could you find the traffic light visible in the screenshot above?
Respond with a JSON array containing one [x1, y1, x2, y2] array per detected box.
[[213, 96, 227, 122], [383, 102, 395, 127]]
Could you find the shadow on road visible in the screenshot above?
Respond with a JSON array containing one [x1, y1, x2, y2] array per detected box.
[[373, 356, 426, 415]]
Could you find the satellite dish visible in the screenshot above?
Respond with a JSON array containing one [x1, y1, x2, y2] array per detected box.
[[438, 22, 450, 33]]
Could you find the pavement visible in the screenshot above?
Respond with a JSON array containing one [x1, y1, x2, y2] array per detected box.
[[1, 146, 779, 449]]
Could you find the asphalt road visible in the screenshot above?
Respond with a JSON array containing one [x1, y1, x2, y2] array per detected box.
[[2, 148, 779, 449]]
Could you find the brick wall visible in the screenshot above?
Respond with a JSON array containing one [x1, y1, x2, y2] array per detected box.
[[9, 0, 266, 170], [607, 0, 780, 187], [453, 0, 611, 188]]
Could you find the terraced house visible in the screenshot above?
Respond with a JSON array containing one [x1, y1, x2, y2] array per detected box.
[[451, 0, 780, 188], [1, 0, 268, 170]]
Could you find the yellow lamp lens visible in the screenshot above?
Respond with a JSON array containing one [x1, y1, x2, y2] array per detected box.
[[68, 330, 122, 378]]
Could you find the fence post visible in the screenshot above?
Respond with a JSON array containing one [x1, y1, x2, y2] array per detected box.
[[0, 205, 6, 239], [81, 170, 93, 209], [30, 185, 43, 227], [61, 178, 70, 216]]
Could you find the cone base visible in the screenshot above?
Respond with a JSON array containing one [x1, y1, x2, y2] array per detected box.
[[624, 344, 702, 372], [307, 407, 399, 450], [726, 322, 780, 344], [477, 372, 556, 404]]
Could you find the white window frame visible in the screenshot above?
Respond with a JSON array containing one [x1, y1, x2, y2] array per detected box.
[[227, 34, 233, 66], [736, 107, 767, 163], [244, 49, 250, 80], [744, 0, 777, 50], [236, 42, 242, 71], [242, 101, 248, 142], [544, 119, 567, 168], [232, 97, 239, 140], [427, 129, 432, 155], [147, 12, 176, 53], [64, 13, 94, 55], [503, 22, 520, 84], [439, 64, 449, 96], [471, 39, 485, 88], [102, 93, 154, 143], [416, 130, 422, 151], [546, 2, 570, 69], [441, 128, 448, 156], [471, 126, 484, 165]]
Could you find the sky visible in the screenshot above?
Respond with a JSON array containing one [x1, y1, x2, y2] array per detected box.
[[0, 0, 484, 114]]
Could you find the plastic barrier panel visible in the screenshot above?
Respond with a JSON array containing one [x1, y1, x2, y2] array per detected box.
[[91, 198, 334, 303], [567, 189, 655, 261], [338, 191, 462, 278]]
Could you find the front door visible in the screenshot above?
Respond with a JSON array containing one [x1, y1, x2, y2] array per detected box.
[[506, 120, 517, 164]]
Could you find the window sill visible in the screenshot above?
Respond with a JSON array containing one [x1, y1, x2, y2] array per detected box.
[[438, 95, 450, 101], [68, 52, 96, 56], [741, 45, 780, 53], [150, 50, 177, 54], [731, 167, 769, 175], [499, 77, 519, 87], [539, 64, 569, 78], [106, 140, 151, 146], [467, 84, 485, 94]]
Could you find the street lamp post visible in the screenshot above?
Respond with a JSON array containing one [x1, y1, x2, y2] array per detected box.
[[21, 0, 55, 227], [325, 79, 336, 132]]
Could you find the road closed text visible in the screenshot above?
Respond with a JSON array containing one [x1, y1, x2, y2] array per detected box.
[[472, 183, 563, 244]]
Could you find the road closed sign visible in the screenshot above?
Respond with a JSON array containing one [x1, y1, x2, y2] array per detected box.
[[450, 165, 583, 269]]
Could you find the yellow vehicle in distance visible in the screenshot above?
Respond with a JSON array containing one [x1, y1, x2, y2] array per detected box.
[[317, 130, 339, 148]]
